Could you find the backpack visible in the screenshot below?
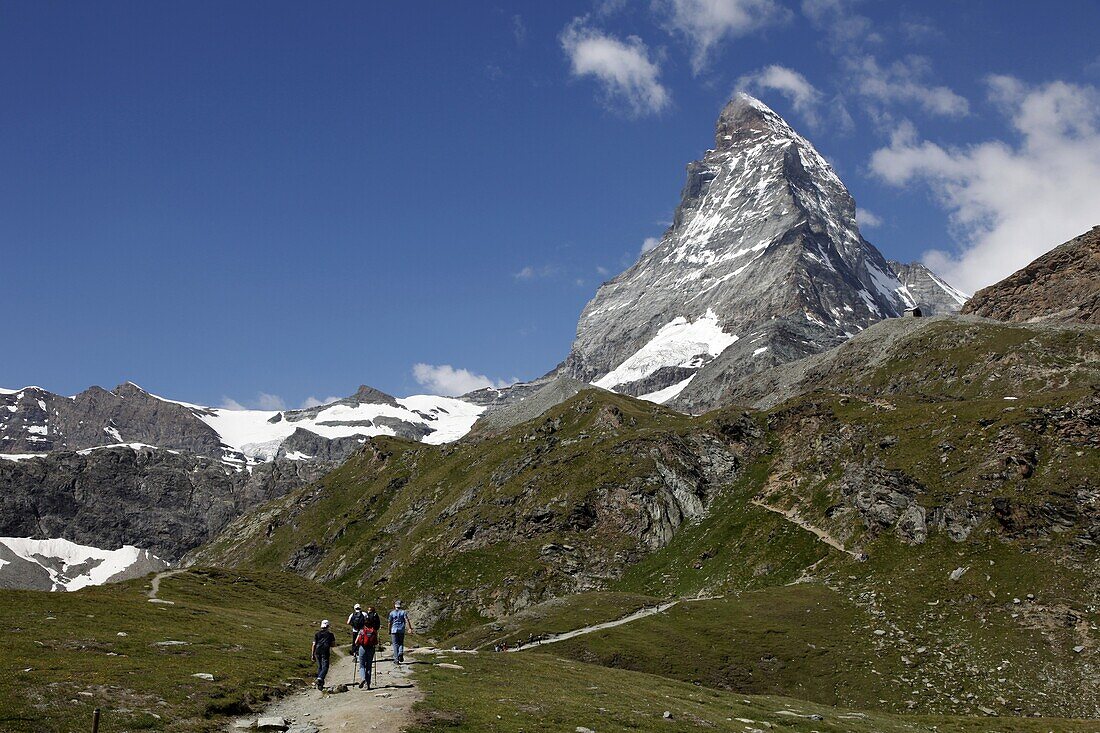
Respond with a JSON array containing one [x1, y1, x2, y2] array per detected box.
[[350, 610, 366, 630], [356, 626, 378, 648]]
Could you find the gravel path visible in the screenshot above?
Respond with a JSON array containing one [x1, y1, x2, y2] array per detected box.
[[235, 648, 421, 732]]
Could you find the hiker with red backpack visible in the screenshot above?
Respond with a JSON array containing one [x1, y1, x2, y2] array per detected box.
[[355, 620, 379, 688]]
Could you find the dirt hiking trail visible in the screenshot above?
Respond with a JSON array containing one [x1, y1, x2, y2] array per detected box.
[[233, 648, 420, 732]]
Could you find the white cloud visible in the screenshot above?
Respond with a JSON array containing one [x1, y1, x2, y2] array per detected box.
[[737, 65, 823, 127], [802, 2, 961, 125], [219, 392, 287, 411], [560, 17, 670, 116], [656, 0, 790, 73], [801, 0, 879, 47], [869, 77, 1100, 293], [511, 14, 526, 45], [856, 208, 883, 229], [850, 55, 969, 118], [412, 363, 512, 397], [596, 265, 611, 276], [513, 264, 559, 280], [300, 395, 343, 409], [641, 236, 661, 253]]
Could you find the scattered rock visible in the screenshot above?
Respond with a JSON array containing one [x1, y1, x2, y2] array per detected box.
[[255, 718, 289, 731], [576, 727, 595, 733], [154, 640, 189, 646], [949, 566, 968, 581], [437, 662, 465, 670], [873, 629, 886, 636], [663, 710, 672, 718], [116, 632, 128, 637], [1074, 645, 1085, 653], [191, 673, 214, 681]]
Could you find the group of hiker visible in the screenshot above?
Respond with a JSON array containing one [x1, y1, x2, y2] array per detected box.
[[310, 600, 415, 691]]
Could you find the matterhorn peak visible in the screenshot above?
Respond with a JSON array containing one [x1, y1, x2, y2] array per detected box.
[[561, 96, 964, 412], [714, 93, 792, 147]]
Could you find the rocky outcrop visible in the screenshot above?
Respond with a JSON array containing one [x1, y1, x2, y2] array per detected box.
[[961, 226, 1100, 324], [0, 444, 343, 561]]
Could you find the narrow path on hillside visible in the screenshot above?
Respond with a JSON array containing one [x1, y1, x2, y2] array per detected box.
[[234, 649, 421, 733], [751, 499, 866, 561], [146, 569, 186, 601], [498, 596, 720, 652]]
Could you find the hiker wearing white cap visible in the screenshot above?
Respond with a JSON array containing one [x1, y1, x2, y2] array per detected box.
[[388, 600, 415, 665], [311, 619, 336, 690], [347, 603, 367, 655]]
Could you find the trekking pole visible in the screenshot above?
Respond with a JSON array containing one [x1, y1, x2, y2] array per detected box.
[[91, 708, 101, 733]]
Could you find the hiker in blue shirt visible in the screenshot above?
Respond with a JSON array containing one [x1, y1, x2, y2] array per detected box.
[[388, 600, 415, 665]]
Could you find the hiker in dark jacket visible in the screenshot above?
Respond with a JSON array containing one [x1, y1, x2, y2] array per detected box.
[[311, 619, 336, 691], [365, 605, 381, 632]]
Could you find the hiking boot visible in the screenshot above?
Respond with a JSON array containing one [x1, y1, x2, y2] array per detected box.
[[316, 679, 323, 691], [359, 680, 365, 689]]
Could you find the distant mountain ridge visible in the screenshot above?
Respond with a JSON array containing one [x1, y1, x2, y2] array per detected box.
[[0, 381, 486, 576], [0, 382, 482, 463], [557, 94, 964, 412]]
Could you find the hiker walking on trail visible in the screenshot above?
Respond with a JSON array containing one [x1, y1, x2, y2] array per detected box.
[[311, 619, 336, 691], [347, 603, 367, 655], [388, 600, 415, 665], [355, 621, 379, 688], [365, 605, 381, 633]]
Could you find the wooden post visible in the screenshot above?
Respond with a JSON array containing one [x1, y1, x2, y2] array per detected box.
[[91, 708, 101, 733]]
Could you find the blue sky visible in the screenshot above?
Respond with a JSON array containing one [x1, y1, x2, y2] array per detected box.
[[3, 1, 1098, 405]]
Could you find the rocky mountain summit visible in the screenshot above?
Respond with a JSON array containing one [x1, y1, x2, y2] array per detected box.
[[559, 94, 962, 409], [962, 225, 1100, 324]]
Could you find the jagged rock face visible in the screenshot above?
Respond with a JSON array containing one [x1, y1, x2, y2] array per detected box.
[[561, 94, 962, 409], [0, 444, 338, 561], [0, 383, 224, 456], [888, 260, 968, 315], [962, 225, 1100, 324]]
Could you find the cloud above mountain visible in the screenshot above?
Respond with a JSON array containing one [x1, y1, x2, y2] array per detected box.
[[560, 17, 670, 116], [870, 77, 1100, 293], [412, 363, 513, 397], [656, 0, 791, 73]]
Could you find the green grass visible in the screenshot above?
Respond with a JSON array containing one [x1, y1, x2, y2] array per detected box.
[[408, 650, 1100, 733], [0, 568, 354, 733]]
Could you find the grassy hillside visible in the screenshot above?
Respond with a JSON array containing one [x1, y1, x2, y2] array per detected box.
[[191, 391, 758, 638], [193, 317, 1100, 720], [0, 568, 353, 733], [408, 650, 1100, 733]]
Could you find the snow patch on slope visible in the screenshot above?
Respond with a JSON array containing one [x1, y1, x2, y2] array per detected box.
[[638, 375, 696, 404], [594, 309, 738, 390], [198, 395, 485, 459], [0, 537, 168, 591]]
